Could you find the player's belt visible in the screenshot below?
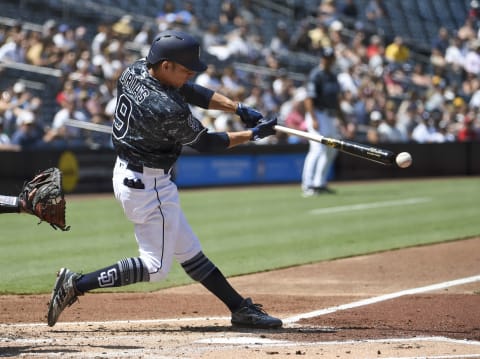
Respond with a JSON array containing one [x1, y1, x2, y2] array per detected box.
[[117, 157, 170, 174], [126, 162, 144, 173]]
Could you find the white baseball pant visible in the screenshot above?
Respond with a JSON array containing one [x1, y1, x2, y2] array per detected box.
[[301, 110, 339, 190], [112, 157, 201, 282]]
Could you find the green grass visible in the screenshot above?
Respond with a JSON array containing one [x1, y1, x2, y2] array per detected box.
[[1, 177, 479, 294]]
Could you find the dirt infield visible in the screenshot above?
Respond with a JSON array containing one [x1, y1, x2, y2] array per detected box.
[[1, 237, 480, 358]]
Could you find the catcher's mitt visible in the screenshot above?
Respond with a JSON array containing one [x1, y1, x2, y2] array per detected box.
[[19, 167, 70, 231]]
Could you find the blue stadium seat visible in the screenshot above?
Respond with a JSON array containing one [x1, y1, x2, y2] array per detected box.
[[431, 0, 457, 31]]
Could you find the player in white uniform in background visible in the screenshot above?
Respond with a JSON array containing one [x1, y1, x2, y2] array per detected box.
[[47, 30, 282, 329], [302, 47, 344, 197]]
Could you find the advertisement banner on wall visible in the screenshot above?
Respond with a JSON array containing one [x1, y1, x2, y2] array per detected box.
[[175, 154, 305, 187]]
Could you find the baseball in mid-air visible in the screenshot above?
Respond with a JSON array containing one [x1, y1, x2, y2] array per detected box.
[[396, 152, 412, 168]]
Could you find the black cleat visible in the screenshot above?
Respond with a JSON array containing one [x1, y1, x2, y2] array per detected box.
[[47, 268, 82, 327], [231, 298, 282, 329]]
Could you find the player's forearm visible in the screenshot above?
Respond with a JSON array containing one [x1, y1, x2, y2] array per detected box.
[[304, 98, 318, 130], [226, 130, 253, 148], [208, 92, 238, 113]]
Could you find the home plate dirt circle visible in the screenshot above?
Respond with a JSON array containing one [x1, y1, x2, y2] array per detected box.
[[1, 237, 479, 358]]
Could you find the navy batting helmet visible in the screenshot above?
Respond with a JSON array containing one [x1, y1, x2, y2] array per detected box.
[[146, 30, 207, 72]]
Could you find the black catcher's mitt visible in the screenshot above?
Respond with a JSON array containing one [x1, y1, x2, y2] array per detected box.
[[19, 167, 70, 231]]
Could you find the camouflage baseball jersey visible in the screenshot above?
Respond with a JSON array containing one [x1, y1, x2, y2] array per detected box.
[[112, 59, 210, 169]]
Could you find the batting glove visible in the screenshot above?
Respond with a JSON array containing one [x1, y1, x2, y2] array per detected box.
[[251, 117, 277, 141], [236, 103, 263, 127]]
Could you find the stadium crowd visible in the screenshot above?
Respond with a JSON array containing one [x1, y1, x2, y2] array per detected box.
[[0, 0, 479, 151]]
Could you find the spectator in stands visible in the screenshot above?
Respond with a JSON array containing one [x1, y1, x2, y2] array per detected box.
[[195, 64, 222, 92], [112, 15, 134, 39], [385, 36, 410, 64], [445, 36, 466, 87], [155, 0, 177, 32], [463, 39, 480, 75], [457, 17, 477, 42], [425, 75, 447, 111], [432, 27, 450, 56], [272, 69, 294, 104], [45, 94, 88, 148], [366, 34, 383, 60], [85, 113, 112, 149], [317, 0, 338, 26], [269, 21, 291, 60], [383, 65, 406, 98], [410, 109, 447, 143], [0, 31, 26, 63], [410, 63, 432, 89], [10, 110, 45, 150], [338, 63, 360, 97], [460, 71, 480, 102], [284, 100, 307, 144], [451, 97, 468, 122], [53, 24, 76, 52], [25, 30, 45, 66], [329, 20, 348, 54], [366, 110, 382, 144], [91, 23, 110, 57], [182, 1, 200, 28], [457, 112, 479, 141], [468, 0, 480, 25], [289, 19, 313, 52], [224, 23, 258, 61], [1, 21, 23, 45], [243, 85, 263, 111], [308, 21, 332, 52], [220, 66, 243, 96], [56, 49, 77, 74], [1, 82, 42, 136], [219, 0, 240, 31], [377, 100, 408, 143], [430, 47, 447, 72], [397, 101, 421, 139]]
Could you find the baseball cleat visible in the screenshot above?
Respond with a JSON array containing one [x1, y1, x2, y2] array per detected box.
[[47, 268, 82, 327], [231, 298, 282, 329]]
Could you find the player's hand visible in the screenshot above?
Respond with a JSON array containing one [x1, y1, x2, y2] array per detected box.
[[236, 103, 263, 127], [251, 117, 277, 141]]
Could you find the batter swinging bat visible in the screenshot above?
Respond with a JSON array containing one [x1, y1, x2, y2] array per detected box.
[[274, 125, 395, 166]]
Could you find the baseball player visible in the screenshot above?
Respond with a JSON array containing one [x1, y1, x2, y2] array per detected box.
[[47, 30, 281, 329], [301, 47, 343, 197]]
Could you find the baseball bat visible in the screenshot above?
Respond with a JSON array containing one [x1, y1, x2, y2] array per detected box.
[[274, 125, 395, 166], [65, 119, 112, 133], [65, 120, 395, 166]]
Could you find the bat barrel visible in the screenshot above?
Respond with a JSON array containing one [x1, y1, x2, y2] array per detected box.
[[329, 138, 396, 165], [274, 125, 395, 166]]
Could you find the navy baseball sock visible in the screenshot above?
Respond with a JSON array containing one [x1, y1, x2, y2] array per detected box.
[[181, 252, 243, 312], [75, 257, 149, 292], [200, 267, 244, 312]]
